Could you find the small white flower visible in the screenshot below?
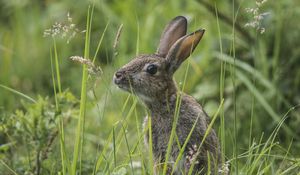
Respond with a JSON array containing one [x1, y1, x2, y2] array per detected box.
[[244, 0, 269, 34], [43, 12, 83, 43]]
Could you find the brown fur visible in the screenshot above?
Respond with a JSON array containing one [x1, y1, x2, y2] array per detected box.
[[114, 16, 221, 174]]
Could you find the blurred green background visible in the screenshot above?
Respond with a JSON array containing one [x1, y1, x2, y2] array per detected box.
[[1, 0, 300, 174]]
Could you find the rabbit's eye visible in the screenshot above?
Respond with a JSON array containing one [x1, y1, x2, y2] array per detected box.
[[146, 64, 157, 75]]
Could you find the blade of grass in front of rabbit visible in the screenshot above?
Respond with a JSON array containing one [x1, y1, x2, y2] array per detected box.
[[163, 34, 195, 174], [90, 21, 120, 113], [91, 22, 120, 175], [163, 56, 190, 174], [121, 94, 132, 115], [162, 91, 183, 175], [131, 110, 144, 154], [99, 80, 137, 172], [92, 22, 109, 63], [121, 123, 135, 175], [188, 99, 224, 174], [93, 129, 114, 173], [106, 98, 138, 172], [71, 4, 93, 175], [174, 133, 182, 151], [215, 3, 227, 169], [207, 152, 211, 175], [147, 111, 154, 175], [130, 111, 149, 173], [171, 114, 199, 174], [93, 19, 131, 172]]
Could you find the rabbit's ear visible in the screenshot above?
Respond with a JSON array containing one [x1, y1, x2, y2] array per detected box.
[[166, 29, 205, 74], [156, 16, 187, 57]]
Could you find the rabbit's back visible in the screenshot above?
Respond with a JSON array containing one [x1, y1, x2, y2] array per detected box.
[[143, 93, 221, 174]]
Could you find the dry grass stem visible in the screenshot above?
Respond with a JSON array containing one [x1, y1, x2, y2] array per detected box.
[[113, 24, 124, 56]]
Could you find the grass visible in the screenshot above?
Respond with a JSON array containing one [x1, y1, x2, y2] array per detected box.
[[1, 0, 300, 174], [70, 5, 92, 175], [0, 84, 36, 103]]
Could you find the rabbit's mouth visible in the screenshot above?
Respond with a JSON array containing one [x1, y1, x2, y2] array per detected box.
[[113, 74, 131, 92], [116, 83, 130, 91]]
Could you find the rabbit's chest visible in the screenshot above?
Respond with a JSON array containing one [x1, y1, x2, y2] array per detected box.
[[143, 115, 177, 159], [153, 117, 172, 143]]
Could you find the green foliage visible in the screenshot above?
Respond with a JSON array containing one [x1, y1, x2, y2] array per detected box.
[[0, 0, 300, 174], [0, 91, 79, 174]]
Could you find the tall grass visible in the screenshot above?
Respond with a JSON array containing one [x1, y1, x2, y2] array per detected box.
[[0, 84, 36, 103], [1, 0, 300, 174], [214, 3, 227, 171], [70, 5, 93, 175]]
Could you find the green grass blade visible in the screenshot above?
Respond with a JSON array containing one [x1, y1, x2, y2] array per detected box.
[[112, 126, 117, 168], [230, 0, 238, 173], [0, 84, 36, 103], [0, 160, 19, 175], [171, 114, 199, 174], [148, 114, 154, 175], [92, 22, 109, 63], [214, 52, 274, 91], [135, 19, 140, 56], [50, 48, 58, 110], [71, 5, 93, 175], [52, 37, 62, 93], [235, 70, 296, 138], [214, 3, 226, 167], [188, 99, 224, 175], [93, 130, 114, 173], [121, 124, 134, 175], [162, 44, 194, 174], [58, 120, 70, 175]]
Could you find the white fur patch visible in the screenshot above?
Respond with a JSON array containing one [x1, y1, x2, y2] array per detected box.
[[137, 93, 153, 102]]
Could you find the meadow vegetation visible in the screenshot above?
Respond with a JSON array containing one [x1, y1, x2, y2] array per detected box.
[[0, 0, 300, 174]]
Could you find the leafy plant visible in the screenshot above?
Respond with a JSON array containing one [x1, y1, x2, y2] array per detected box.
[[0, 91, 79, 174]]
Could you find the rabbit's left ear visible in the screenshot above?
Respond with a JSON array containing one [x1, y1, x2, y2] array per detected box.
[[156, 16, 187, 57], [166, 29, 205, 74]]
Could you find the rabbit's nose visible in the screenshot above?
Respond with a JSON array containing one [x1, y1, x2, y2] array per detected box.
[[114, 71, 123, 79]]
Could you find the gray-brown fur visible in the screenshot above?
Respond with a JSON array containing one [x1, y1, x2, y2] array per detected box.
[[114, 16, 221, 174]]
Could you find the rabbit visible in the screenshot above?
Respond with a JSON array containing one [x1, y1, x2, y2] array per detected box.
[[114, 16, 222, 174]]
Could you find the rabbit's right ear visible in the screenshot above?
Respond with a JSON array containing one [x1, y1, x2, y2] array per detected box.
[[165, 29, 205, 74], [156, 16, 187, 57]]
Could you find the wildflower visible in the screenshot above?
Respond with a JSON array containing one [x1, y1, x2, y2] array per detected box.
[[245, 0, 270, 34], [186, 144, 200, 167], [44, 12, 84, 43], [218, 161, 230, 175], [69, 56, 102, 76]]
